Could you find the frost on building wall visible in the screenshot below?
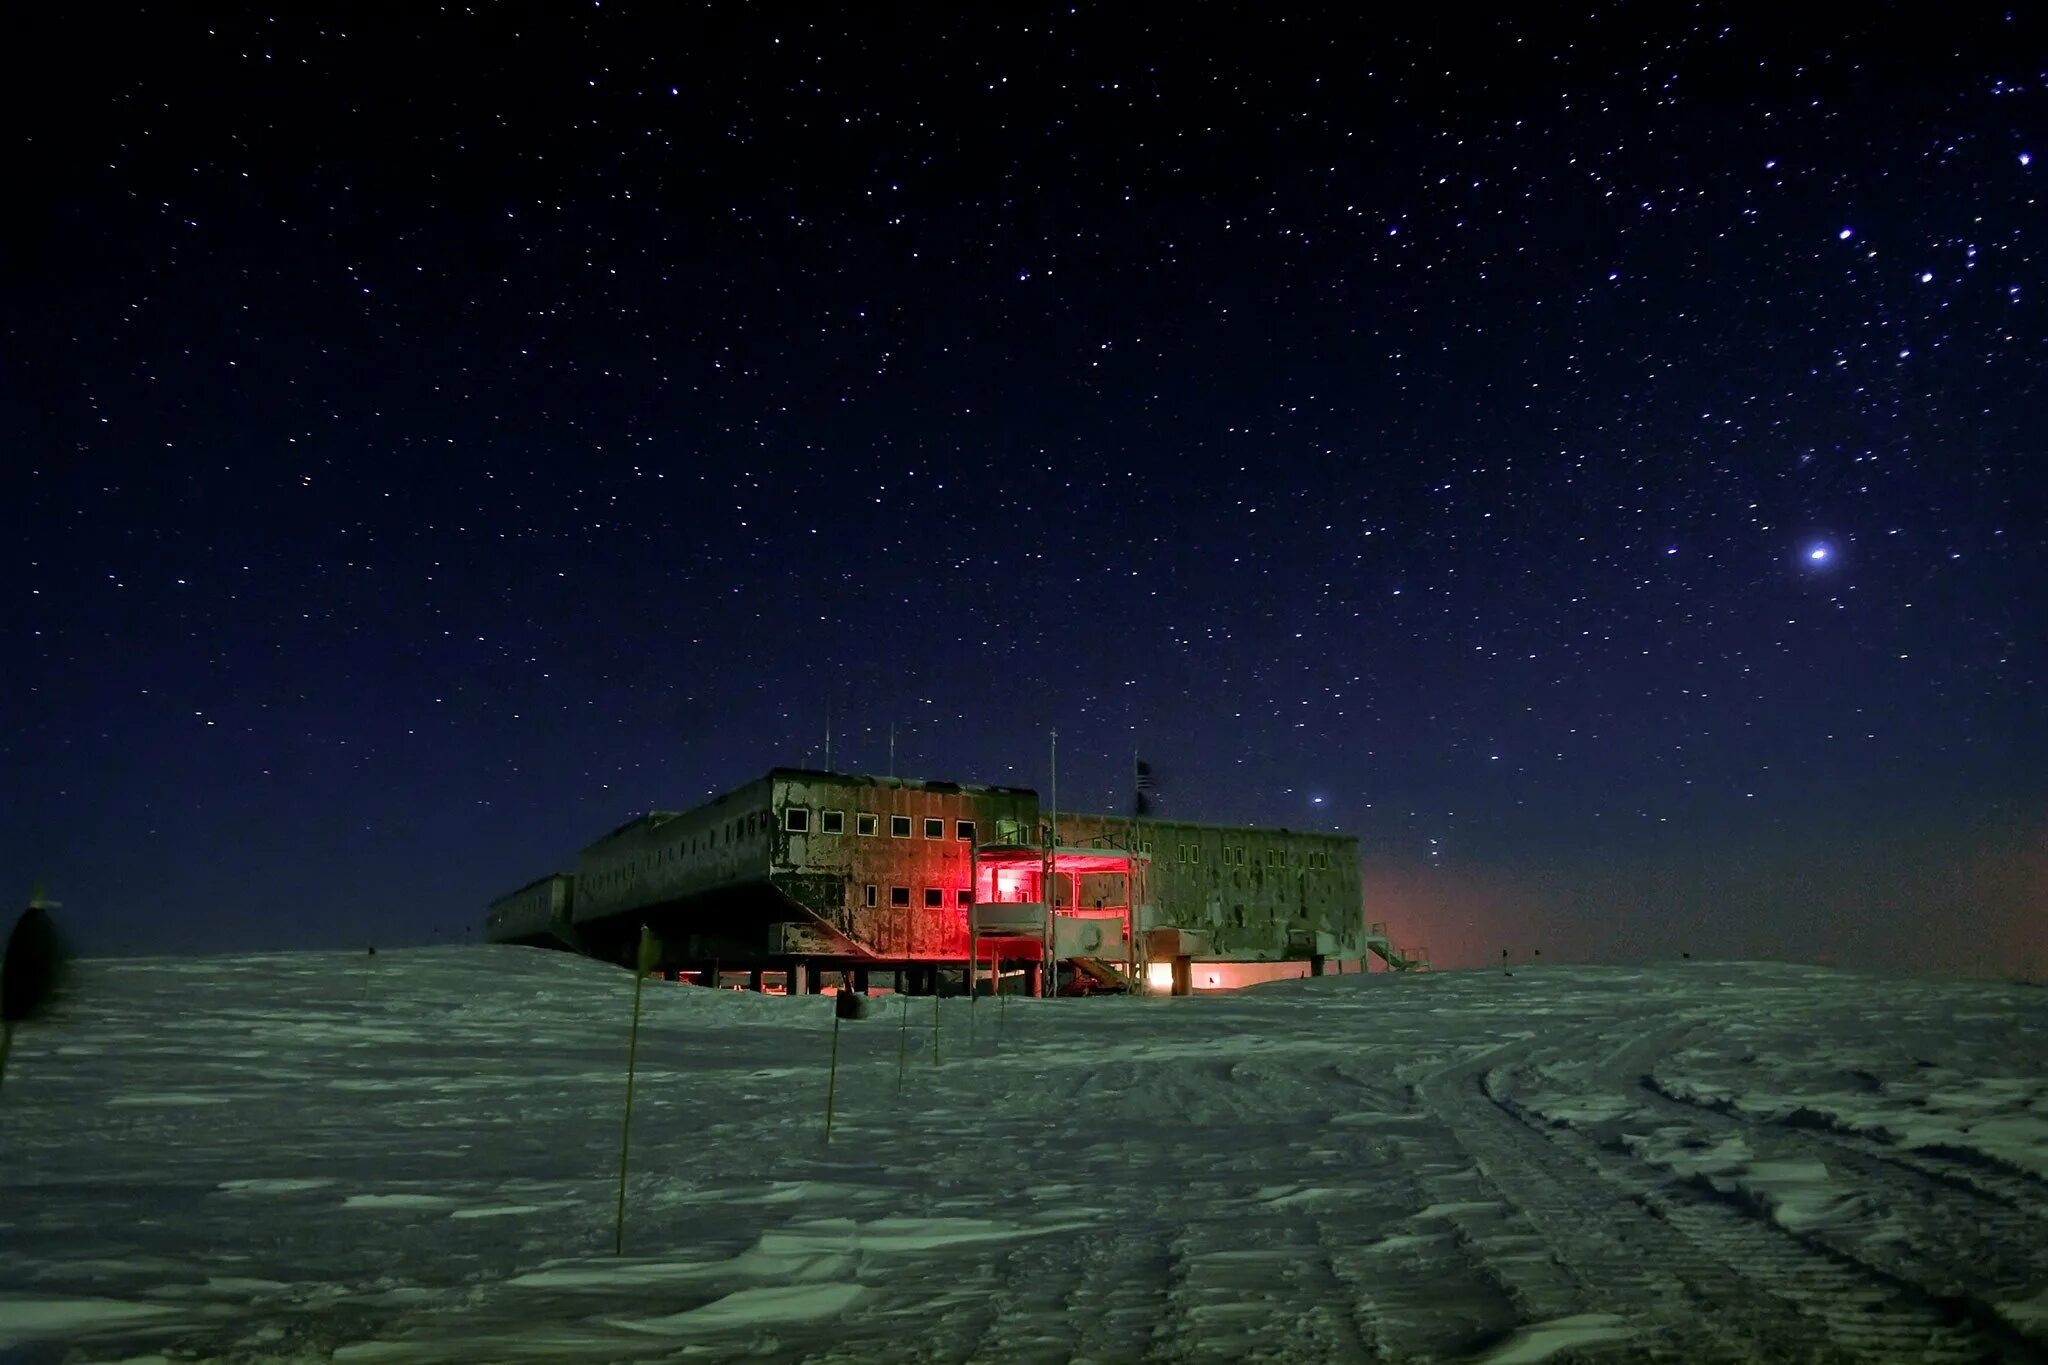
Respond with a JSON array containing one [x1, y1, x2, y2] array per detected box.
[[1053, 812, 1365, 963]]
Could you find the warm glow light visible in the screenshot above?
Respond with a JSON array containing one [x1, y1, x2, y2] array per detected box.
[[1145, 962, 1174, 990]]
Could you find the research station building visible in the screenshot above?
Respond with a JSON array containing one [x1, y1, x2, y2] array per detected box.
[[487, 767, 1405, 993]]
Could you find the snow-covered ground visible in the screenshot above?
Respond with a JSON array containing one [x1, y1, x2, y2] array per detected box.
[[2, 948, 2044, 1363]]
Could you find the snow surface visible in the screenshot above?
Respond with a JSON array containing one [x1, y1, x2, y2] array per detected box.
[[1, 948, 2043, 1362]]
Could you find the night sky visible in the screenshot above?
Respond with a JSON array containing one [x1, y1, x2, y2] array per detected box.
[[6, 6, 2041, 976]]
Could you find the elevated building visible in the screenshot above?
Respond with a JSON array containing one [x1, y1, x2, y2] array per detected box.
[[487, 767, 1389, 992]]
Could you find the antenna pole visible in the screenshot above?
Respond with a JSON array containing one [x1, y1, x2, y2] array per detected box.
[[1045, 727, 1058, 991]]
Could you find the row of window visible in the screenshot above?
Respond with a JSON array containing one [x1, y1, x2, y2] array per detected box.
[[859, 884, 974, 909], [1178, 844, 1338, 870], [785, 808, 974, 842]]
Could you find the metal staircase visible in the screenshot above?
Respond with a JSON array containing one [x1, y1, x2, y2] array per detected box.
[[1365, 921, 1430, 972]]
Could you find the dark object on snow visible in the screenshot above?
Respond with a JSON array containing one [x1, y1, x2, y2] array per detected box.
[[368, 946, 378, 956], [835, 989, 874, 1020], [2, 890, 68, 1096]]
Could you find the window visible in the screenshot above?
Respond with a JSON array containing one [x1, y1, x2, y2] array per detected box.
[[956, 888, 973, 907], [820, 809, 844, 834], [864, 884, 878, 908], [857, 812, 878, 836], [1189, 844, 1201, 864], [924, 887, 944, 908], [891, 815, 913, 838], [1267, 849, 1281, 867], [957, 819, 975, 842], [1140, 840, 1153, 855], [783, 807, 809, 833], [924, 817, 945, 839], [890, 885, 911, 907], [1177, 844, 1189, 864]]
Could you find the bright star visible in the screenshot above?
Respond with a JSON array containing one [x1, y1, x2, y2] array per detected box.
[[1807, 545, 1831, 563]]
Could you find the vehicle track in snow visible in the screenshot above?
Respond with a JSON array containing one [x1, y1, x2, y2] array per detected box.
[[1500, 1010, 2048, 1356], [1620, 1069, 2048, 1350], [1421, 1018, 2026, 1363]]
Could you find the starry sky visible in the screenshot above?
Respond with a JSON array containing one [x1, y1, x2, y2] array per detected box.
[[5, 6, 2041, 976]]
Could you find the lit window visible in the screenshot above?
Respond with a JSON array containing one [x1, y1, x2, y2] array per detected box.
[[924, 817, 944, 839], [821, 809, 844, 834], [957, 819, 975, 841], [857, 813, 878, 836], [864, 884, 878, 908], [784, 807, 809, 833], [890, 885, 911, 907], [956, 888, 973, 906], [891, 815, 912, 838], [924, 888, 944, 907]]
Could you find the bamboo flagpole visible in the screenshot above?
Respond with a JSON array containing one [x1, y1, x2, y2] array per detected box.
[[614, 925, 660, 1255], [823, 1001, 842, 1143], [896, 992, 910, 1091]]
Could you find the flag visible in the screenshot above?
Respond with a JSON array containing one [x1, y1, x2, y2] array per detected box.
[[1134, 758, 1159, 818]]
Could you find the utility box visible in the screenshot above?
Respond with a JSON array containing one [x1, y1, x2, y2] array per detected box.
[[1054, 915, 1125, 959]]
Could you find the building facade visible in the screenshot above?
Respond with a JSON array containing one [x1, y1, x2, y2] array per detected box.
[[488, 767, 1370, 987]]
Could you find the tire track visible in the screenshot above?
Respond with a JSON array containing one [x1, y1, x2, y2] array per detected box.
[[1625, 1074, 2048, 1352], [1424, 1023, 2015, 1362]]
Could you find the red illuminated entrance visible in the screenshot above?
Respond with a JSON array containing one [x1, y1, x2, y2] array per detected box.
[[968, 841, 1150, 995]]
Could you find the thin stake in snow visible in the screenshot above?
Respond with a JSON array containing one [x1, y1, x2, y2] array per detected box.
[[931, 987, 940, 1066], [896, 993, 910, 1092], [823, 1002, 842, 1144], [614, 924, 659, 1255]]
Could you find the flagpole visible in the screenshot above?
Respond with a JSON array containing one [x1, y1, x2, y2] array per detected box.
[[1044, 727, 1057, 996]]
